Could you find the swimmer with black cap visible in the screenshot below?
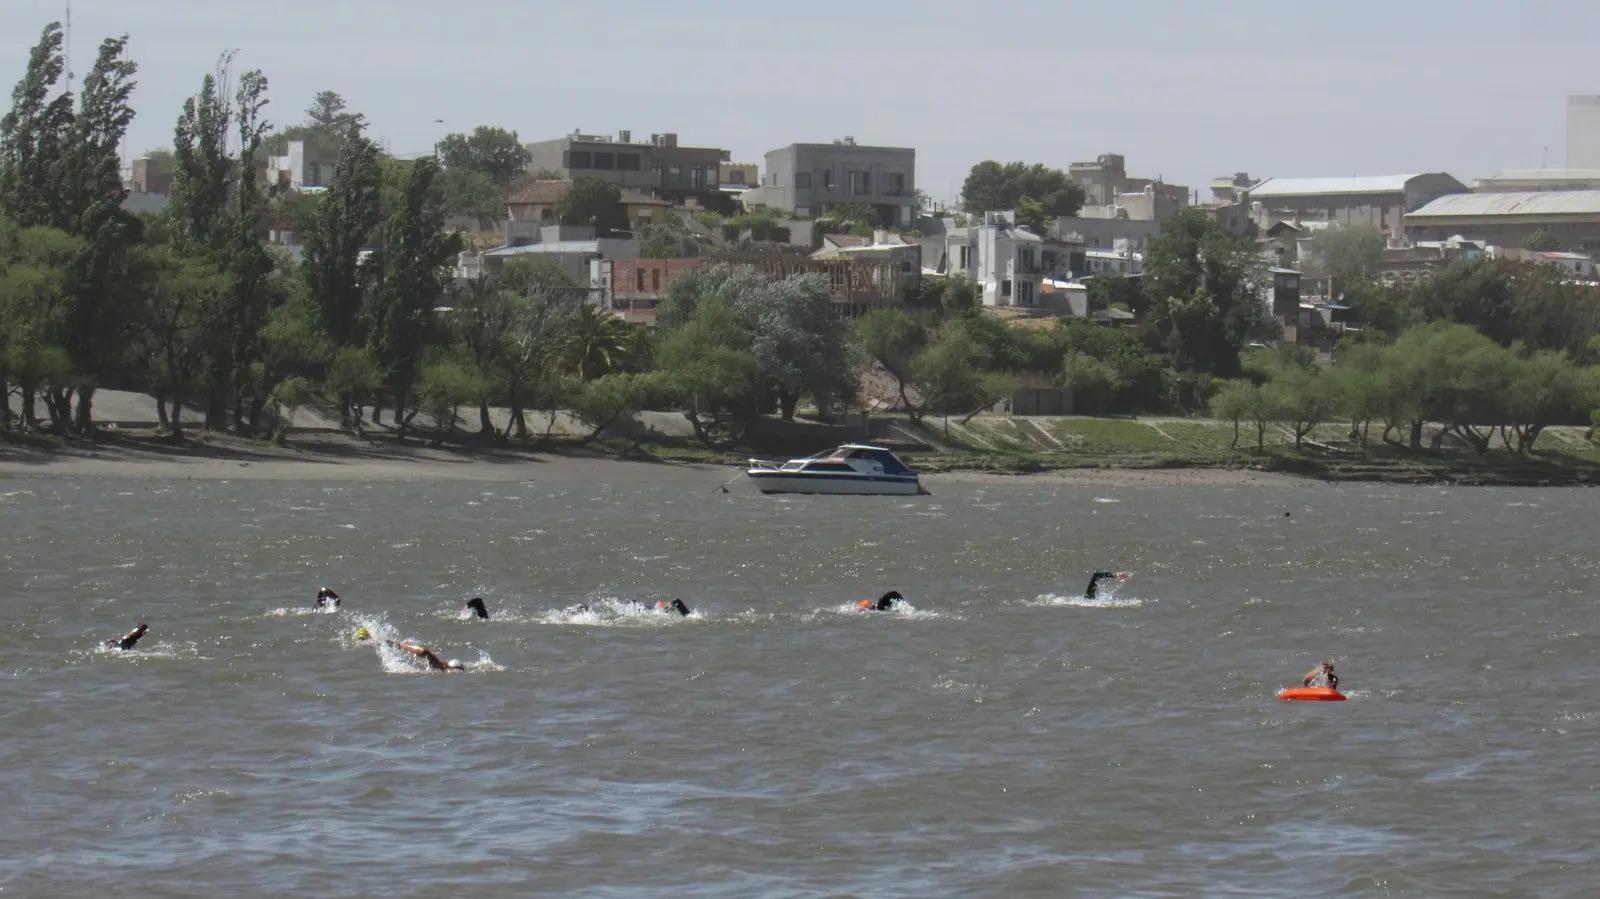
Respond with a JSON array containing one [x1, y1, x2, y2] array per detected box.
[[1083, 571, 1130, 599], [464, 597, 489, 620], [386, 639, 466, 672], [652, 598, 692, 617], [316, 587, 341, 609], [1302, 660, 1339, 690], [106, 623, 148, 651], [856, 590, 903, 612]]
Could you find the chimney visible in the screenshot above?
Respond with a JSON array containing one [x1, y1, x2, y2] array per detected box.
[[619, 129, 631, 143]]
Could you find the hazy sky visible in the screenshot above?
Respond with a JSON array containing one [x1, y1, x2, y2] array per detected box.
[[3, 0, 1598, 202]]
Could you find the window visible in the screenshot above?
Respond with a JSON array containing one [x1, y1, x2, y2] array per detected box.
[[636, 268, 646, 291], [540, 207, 554, 222], [849, 171, 870, 195], [1001, 279, 1012, 298], [887, 172, 906, 195], [593, 151, 615, 170], [1020, 249, 1035, 269], [729, 169, 746, 185], [619, 153, 641, 171], [652, 269, 661, 291], [1019, 281, 1035, 305], [692, 167, 706, 189], [570, 150, 592, 168], [667, 164, 681, 181], [795, 172, 812, 189], [822, 169, 833, 189], [958, 245, 970, 269]]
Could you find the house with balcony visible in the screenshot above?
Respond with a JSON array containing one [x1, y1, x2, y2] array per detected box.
[[739, 138, 916, 227], [523, 130, 731, 210]]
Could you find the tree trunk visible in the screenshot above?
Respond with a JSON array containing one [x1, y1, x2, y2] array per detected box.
[[205, 387, 227, 432], [0, 377, 10, 429], [509, 405, 528, 440], [170, 394, 186, 442], [20, 380, 39, 429], [248, 395, 266, 434], [1229, 419, 1239, 449], [1255, 421, 1266, 452], [156, 395, 170, 430], [75, 388, 94, 435], [1409, 420, 1424, 451], [478, 400, 494, 436], [778, 391, 799, 422]]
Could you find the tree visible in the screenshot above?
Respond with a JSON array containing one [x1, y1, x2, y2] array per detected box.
[[0, 217, 80, 429], [656, 289, 766, 447], [0, 23, 74, 229], [440, 166, 500, 222], [265, 376, 310, 444], [1141, 207, 1271, 377], [960, 161, 1085, 218], [856, 307, 928, 419], [561, 302, 631, 381], [1013, 197, 1048, 233], [366, 156, 462, 435], [1269, 365, 1337, 449], [323, 346, 382, 432], [1501, 350, 1594, 454], [555, 176, 627, 233], [1304, 224, 1385, 287], [436, 126, 530, 185], [130, 247, 228, 440], [1209, 379, 1265, 450], [731, 272, 859, 420], [1520, 229, 1561, 252], [569, 372, 653, 444], [415, 355, 481, 441], [913, 325, 1015, 424], [303, 119, 382, 347]]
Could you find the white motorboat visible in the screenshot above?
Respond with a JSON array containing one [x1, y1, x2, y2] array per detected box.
[[746, 444, 922, 495]]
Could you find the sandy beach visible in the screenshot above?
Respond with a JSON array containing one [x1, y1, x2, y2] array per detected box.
[[0, 433, 1304, 487]]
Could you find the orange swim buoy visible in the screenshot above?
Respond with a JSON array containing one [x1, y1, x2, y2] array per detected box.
[[1278, 687, 1346, 702]]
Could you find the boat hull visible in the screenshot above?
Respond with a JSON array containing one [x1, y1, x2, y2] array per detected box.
[[746, 472, 921, 495]]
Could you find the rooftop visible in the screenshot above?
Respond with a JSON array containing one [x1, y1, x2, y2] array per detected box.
[[1477, 168, 1600, 183], [1407, 190, 1600, 219], [485, 241, 603, 256], [1249, 175, 1422, 198]]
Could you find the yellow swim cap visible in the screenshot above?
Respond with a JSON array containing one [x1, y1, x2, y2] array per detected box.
[[354, 627, 371, 641]]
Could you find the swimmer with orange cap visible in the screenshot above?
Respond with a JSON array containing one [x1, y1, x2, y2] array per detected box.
[[856, 590, 903, 612], [654, 598, 692, 617]]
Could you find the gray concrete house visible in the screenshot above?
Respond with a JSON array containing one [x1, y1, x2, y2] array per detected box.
[[740, 138, 916, 227]]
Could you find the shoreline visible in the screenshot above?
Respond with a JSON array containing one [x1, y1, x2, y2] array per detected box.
[[2, 430, 1594, 488]]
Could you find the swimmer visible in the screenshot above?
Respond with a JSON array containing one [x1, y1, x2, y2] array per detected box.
[[653, 598, 692, 617], [464, 597, 489, 620], [1084, 571, 1130, 599], [855, 590, 903, 612], [316, 587, 341, 609], [385, 639, 465, 672], [1302, 660, 1339, 690], [106, 623, 148, 651]]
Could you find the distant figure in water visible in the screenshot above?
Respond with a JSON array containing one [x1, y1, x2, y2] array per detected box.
[[316, 587, 341, 609], [562, 599, 690, 617], [654, 598, 692, 617], [106, 623, 148, 651], [856, 590, 903, 612], [1084, 571, 1129, 599], [464, 597, 489, 620], [1303, 660, 1339, 690], [386, 639, 466, 672]]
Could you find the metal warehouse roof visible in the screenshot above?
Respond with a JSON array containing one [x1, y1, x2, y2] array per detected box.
[[1249, 175, 1420, 198], [1406, 190, 1600, 219]]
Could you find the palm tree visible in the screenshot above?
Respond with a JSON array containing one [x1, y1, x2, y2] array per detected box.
[[562, 304, 631, 380]]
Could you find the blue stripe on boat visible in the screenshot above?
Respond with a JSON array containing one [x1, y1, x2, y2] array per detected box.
[[747, 472, 918, 484]]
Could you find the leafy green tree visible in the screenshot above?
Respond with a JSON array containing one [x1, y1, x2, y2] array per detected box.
[[1209, 379, 1266, 450], [1013, 197, 1048, 233], [1059, 351, 1122, 416], [856, 307, 928, 419], [253, 297, 331, 427], [656, 291, 765, 446], [1268, 365, 1337, 449], [437, 126, 530, 185], [561, 303, 631, 381], [415, 355, 483, 440], [734, 272, 859, 420], [1520, 229, 1561, 252], [0, 23, 74, 229], [555, 176, 627, 233], [441, 166, 501, 222], [266, 375, 310, 444], [1086, 272, 1144, 315], [913, 325, 1014, 423], [960, 161, 1084, 218], [0, 217, 80, 429], [1304, 224, 1385, 286], [323, 346, 382, 431], [569, 372, 653, 444], [1501, 350, 1594, 454], [1141, 207, 1272, 377], [367, 156, 461, 434], [303, 119, 382, 347], [129, 247, 228, 440]]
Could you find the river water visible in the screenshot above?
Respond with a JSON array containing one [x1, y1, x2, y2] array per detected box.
[[1, 472, 1596, 897]]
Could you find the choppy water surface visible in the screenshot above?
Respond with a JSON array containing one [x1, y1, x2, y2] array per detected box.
[[1, 474, 1597, 896]]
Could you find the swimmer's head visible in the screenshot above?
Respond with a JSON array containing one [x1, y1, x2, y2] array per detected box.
[[1322, 660, 1335, 670], [354, 626, 371, 642], [446, 659, 465, 671], [465, 597, 488, 619], [654, 600, 668, 611], [856, 598, 874, 611], [669, 599, 690, 617]]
